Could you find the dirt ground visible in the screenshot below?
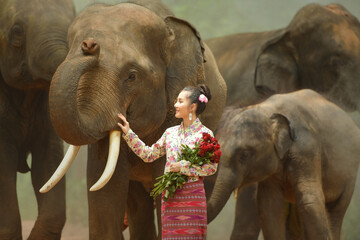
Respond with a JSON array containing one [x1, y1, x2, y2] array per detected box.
[[22, 221, 89, 240], [22, 221, 131, 240]]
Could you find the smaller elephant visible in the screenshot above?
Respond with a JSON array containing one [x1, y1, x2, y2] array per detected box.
[[208, 89, 360, 240], [206, 3, 360, 239]]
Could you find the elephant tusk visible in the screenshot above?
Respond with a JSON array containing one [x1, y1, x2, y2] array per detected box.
[[89, 130, 121, 191], [233, 187, 239, 201], [39, 145, 81, 193]]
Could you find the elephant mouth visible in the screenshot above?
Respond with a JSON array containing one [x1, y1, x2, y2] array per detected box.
[[39, 130, 121, 193]]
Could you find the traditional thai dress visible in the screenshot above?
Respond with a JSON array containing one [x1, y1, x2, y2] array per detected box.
[[123, 118, 218, 239]]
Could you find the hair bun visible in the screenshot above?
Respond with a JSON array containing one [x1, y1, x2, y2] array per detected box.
[[198, 84, 212, 101]]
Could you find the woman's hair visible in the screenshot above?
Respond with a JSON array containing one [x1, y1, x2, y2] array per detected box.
[[182, 84, 212, 116]]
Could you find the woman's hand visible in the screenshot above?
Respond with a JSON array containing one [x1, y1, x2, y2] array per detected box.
[[169, 162, 181, 172], [117, 113, 130, 135]]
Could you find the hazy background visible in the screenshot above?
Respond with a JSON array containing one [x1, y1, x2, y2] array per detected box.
[[17, 0, 360, 239]]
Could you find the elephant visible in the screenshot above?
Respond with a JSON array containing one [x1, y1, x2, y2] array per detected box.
[[205, 3, 360, 239], [0, 0, 75, 239], [206, 3, 360, 110], [39, 0, 227, 239], [207, 89, 360, 240]]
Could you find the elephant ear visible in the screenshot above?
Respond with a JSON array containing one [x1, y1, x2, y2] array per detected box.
[[254, 29, 298, 96], [126, 0, 175, 18], [270, 113, 295, 159], [163, 16, 206, 103]]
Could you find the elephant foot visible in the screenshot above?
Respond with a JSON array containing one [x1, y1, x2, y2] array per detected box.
[[0, 225, 22, 240], [0, 234, 22, 240], [27, 221, 63, 240]]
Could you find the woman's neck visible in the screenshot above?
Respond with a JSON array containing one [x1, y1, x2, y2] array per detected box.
[[183, 116, 196, 129]]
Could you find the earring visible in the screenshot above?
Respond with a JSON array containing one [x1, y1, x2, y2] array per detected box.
[[189, 113, 193, 121]]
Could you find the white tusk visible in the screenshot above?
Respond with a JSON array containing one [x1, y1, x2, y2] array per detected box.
[[233, 187, 239, 201], [39, 145, 80, 193], [89, 130, 121, 191]]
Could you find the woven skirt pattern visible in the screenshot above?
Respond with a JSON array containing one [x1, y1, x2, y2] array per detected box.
[[161, 179, 207, 240]]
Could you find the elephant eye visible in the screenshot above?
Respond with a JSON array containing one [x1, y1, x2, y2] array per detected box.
[[127, 72, 137, 81], [239, 150, 250, 161], [10, 24, 25, 47]]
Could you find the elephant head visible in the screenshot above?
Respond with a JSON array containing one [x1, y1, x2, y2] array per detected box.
[[40, 2, 207, 192], [207, 107, 294, 222], [0, 0, 75, 90], [255, 3, 360, 111]]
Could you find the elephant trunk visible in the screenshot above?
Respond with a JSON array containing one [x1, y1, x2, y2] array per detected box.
[[49, 54, 101, 145], [207, 166, 239, 223], [47, 41, 124, 192]]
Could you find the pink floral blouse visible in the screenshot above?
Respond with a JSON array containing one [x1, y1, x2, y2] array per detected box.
[[122, 118, 218, 183]]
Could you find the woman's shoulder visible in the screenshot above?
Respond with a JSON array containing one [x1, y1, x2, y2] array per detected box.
[[200, 124, 214, 136], [165, 125, 180, 133]]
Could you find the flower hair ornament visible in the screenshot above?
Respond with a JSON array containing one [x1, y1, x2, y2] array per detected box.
[[198, 94, 208, 103]]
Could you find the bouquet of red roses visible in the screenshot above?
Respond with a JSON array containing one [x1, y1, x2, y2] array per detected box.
[[150, 132, 221, 201]]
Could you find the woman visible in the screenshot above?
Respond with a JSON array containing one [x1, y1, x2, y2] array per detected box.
[[117, 84, 218, 239]]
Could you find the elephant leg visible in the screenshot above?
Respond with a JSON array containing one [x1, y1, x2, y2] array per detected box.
[[0, 144, 22, 240], [257, 180, 287, 240], [28, 121, 65, 240], [87, 139, 129, 240], [293, 179, 332, 240], [286, 203, 304, 240], [326, 181, 356, 240], [203, 172, 217, 200], [231, 184, 261, 240], [127, 181, 156, 240]]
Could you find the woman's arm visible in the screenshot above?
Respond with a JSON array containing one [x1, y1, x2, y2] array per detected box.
[[178, 160, 217, 177], [118, 113, 166, 163], [123, 129, 166, 163]]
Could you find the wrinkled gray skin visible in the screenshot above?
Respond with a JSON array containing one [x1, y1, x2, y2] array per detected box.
[[206, 3, 360, 239], [0, 0, 75, 239], [48, 1, 226, 239], [207, 3, 360, 110], [208, 90, 360, 240]]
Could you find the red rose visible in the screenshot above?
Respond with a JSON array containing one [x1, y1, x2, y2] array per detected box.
[[202, 132, 212, 142], [198, 148, 205, 157], [199, 142, 206, 152], [199, 141, 206, 148], [205, 143, 214, 152], [212, 149, 222, 163]]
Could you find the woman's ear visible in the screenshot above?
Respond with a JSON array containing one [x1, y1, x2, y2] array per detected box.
[[190, 102, 197, 113]]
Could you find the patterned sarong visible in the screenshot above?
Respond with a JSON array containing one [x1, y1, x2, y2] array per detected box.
[[161, 178, 207, 240]]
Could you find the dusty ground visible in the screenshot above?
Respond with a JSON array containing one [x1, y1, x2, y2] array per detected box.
[[22, 221, 89, 240], [22, 221, 131, 240]]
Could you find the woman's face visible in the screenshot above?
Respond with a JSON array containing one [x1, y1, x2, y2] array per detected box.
[[174, 90, 195, 119]]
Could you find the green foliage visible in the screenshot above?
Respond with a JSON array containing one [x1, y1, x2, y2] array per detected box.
[[151, 172, 188, 201]]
